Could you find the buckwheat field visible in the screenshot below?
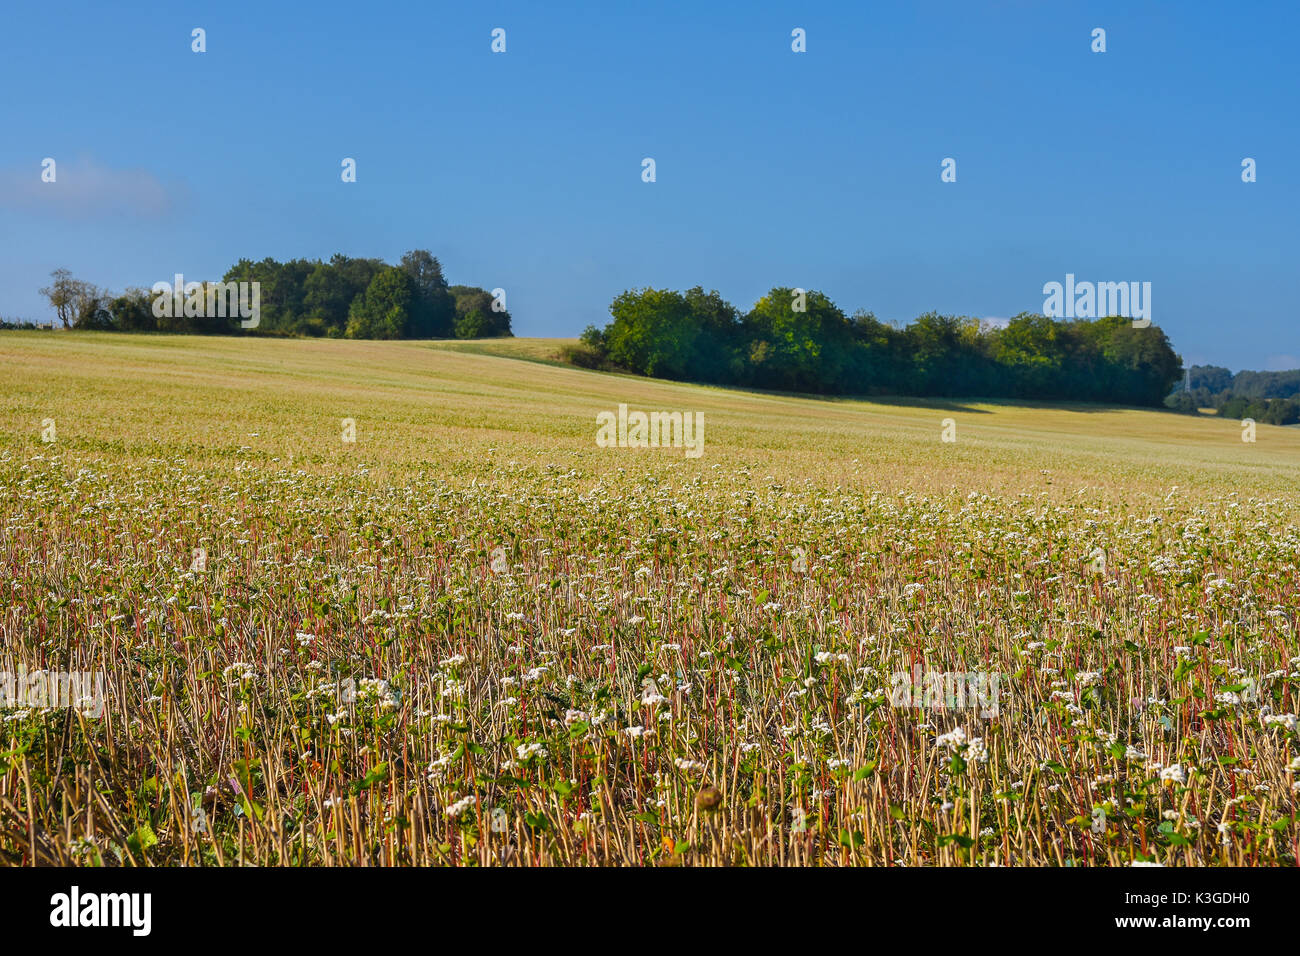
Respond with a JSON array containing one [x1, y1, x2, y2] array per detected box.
[[2, 333, 1298, 866]]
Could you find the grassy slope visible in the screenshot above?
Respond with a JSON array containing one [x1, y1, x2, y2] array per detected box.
[[0, 332, 1294, 501]]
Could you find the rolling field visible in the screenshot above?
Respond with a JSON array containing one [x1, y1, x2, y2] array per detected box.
[[1, 332, 1298, 866]]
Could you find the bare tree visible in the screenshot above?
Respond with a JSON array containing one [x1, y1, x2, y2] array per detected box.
[[39, 269, 98, 329]]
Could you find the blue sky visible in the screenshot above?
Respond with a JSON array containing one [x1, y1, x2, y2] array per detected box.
[[1, 0, 1295, 371]]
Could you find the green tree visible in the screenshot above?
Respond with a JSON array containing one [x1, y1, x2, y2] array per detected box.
[[450, 285, 512, 338], [991, 313, 1065, 398], [603, 288, 698, 378], [302, 263, 356, 333], [401, 250, 455, 337], [346, 267, 415, 339], [744, 288, 855, 392]]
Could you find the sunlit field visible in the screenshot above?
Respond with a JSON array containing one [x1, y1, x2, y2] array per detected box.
[[1, 332, 1298, 866]]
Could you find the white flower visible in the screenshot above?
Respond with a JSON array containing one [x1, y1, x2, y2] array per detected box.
[[445, 795, 477, 818], [935, 728, 967, 749], [516, 742, 548, 761], [1263, 713, 1298, 732]]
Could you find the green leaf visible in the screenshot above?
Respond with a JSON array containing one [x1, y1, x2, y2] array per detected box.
[[852, 761, 878, 781], [126, 824, 158, 856]]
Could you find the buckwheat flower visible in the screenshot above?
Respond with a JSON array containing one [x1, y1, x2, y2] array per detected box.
[[1076, 671, 1101, 687], [936, 728, 967, 749], [516, 742, 547, 761], [624, 726, 646, 739], [358, 678, 399, 708], [222, 662, 256, 685], [1263, 713, 1298, 732], [1159, 763, 1186, 784], [445, 795, 477, 818]]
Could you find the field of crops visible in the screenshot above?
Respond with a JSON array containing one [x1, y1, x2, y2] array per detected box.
[[1, 332, 1298, 866]]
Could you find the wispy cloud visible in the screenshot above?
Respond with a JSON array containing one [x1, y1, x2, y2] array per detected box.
[[0, 156, 178, 220]]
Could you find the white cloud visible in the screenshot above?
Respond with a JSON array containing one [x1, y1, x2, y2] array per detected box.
[[0, 156, 177, 220]]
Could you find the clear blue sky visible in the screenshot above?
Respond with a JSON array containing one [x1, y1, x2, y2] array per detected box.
[[1, 0, 1295, 371]]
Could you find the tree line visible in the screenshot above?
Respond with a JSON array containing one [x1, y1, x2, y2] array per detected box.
[[1166, 365, 1300, 424], [12, 250, 512, 339], [570, 286, 1184, 406]]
